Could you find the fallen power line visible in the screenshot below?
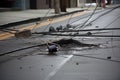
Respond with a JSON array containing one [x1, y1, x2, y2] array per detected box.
[[33, 27, 120, 37], [33, 33, 120, 37], [73, 54, 120, 63], [0, 44, 44, 57], [33, 27, 120, 33]]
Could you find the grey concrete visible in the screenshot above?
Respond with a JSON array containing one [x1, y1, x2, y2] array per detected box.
[[0, 54, 71, 80], [0, 8, 85, 26]]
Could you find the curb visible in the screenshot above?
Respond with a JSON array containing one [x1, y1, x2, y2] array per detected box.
[[0, 10, 84, 29]]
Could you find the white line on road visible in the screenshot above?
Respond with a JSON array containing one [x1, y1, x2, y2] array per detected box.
[[44, 55, 73, 80]]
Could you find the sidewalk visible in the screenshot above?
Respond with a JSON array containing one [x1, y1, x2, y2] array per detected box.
[[0, 4, 117, 29], [0, 8, 85, 29]]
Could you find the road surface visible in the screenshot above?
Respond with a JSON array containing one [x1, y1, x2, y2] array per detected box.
[[0, 5, 120, 80]]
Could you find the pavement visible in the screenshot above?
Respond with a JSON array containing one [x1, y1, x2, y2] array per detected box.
[[0, 8, 86, 29], [0, 4, 117, 29]]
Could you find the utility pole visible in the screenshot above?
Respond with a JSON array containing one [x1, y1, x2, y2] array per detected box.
[[54, 0, 60, 14]]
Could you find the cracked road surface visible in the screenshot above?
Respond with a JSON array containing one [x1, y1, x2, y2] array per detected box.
[[0, 5, 120, 80]]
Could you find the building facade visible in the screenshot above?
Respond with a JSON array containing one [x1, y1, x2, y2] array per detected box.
[[0, 0, 78, 10], [113, 0, 120, 4], [0, 0, 29, 10]]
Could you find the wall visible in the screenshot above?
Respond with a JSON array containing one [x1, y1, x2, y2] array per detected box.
[[37, 0, 49, 9], [113, 0, 120, 4], [70, 0, 77, 7], [78, 0, 86, 7], [14, 0, 30, 10]]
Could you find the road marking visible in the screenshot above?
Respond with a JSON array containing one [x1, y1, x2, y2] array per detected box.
[[0, 11, 89, 40], [45, 55, 73, 80]]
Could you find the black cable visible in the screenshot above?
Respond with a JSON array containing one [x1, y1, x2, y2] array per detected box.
[[69, 9, 106, 27], [66, 2, 93, 25], [43, 18, 53, 32], [34, 28, 120, 33], [71, 2, 99, 30], [3, 28, 18, 31], [68, 3, 99, 39], [89, 5, 120, 23], [73, 54, 120, 63], [0, 29, 15, 34], [86, 7, 120, 35], [0, 44, 44, 56], [95, 15, 120, 33], [67, 13, 74, 25], [69, 3, 100, 25], [34, 32, 120, 37], [32, 8, 52, 31], [81, 5, 120, 29], [78, 4, 98, 29], [0, 9, 52, 34], [1, 4, 120, 56], [71, 5, 120, 30], [69, 5, 120, 38], [0, 28, 18, 34]]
